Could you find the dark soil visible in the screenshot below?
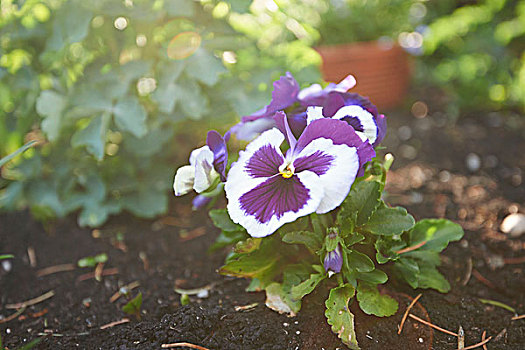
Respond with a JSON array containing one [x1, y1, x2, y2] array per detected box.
[[1, 109, 524, 349]]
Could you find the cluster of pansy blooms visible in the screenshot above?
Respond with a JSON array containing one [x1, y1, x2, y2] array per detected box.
[[174, 72, 386, 274]]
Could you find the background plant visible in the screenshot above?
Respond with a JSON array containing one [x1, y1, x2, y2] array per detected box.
[[0, 0, 323, 227]]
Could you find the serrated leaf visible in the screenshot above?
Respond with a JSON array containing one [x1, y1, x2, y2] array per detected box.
[[36, 90, 66, 141], [209, 209, 244, 232], [356, 282, 398, 317], [344, 180, 381, 226], [113, 97, 147, 138], [409, 219, 464, 253], [185, 49, 227, 86], [363, 203, 415, 236], [282, 230, 322, 251], [291, 273, 325, 300], [325, 284, 359, 350], [71, 114, 109, 160]]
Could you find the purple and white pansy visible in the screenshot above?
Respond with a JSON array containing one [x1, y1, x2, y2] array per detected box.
[[231, 72, 357, 141], [173, 130, 228, 196], [225, 114, 374, 237]]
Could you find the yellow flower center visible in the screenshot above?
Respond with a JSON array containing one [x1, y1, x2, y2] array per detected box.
[[279, 163, 295, 179]]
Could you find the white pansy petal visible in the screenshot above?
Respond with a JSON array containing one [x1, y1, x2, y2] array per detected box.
[[332, 105, 378, 144], [193, 148, 218, 193], [306, 106, 325, 125], [173, 165, 195, 196], [293, 138, 359, 213], [189, 145, 211, 166]]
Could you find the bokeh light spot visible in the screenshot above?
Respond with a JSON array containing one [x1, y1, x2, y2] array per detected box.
[[114, 17, 128, 31], [167, 32, 201, 60], [411, 101, 428, 119], [136, 34, 147, 47]]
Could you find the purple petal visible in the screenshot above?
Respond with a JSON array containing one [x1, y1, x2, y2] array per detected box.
[[374, 114, 387, 146], [230, 118, 276, 141], [206, 130, 228, 181], [324, 245, 343, 273], [266, 72, 299, 114], [295, 118, 375, 176], [273, 111, 297, 153], [192, 194, 211, 210], [239, 175, 310, 224], [294, 151, 334, 176], [245, 144, 284, 178]]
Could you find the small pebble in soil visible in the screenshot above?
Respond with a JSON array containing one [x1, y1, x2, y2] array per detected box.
[[295, 331, 300, 335], [294, 321, 299, 325], [6, 328, 11, 334], [466, 153, 481, 172], [439, 170, 451, 182], [1, 260, 12, 272], [283, 322, 289, 327], [500, 213, 525, 237], [418, 338, 424, 343]]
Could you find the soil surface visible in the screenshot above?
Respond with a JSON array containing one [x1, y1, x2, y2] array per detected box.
[[1, 108, 524, 349]]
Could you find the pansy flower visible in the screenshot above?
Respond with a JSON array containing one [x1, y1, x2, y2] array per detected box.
[[306, 92, 387, 147], [231, 72, 356, 141], [173, 130, 228, 196], [225, 113, 374, 237], [324, 244, 343, 275]]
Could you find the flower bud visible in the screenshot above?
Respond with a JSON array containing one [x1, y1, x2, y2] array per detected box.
[[324, 244, 343, 276]]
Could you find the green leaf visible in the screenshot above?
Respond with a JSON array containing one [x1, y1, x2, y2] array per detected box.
[[375, 236, 405, 264], [417, 264, 450, 293], [344, 180, 382, 226], [78, 201, 121, 228], [36, 90, 66, 141], [175, 80, 209, 119], [363, 203, 415, 236], [325, 284, 359, 350], [219, 240, 279, 282], [290, 273, 325, 300], [122, 126, 174, 157], [409, 219, 464, 253], [209, 209, 244, 232], [346, 250, 375, 272], [229, 0, 252, 13], [394, 258, 420, 289], [164, 0, 195, 17], [113, 97, 147, 138], [209, 230, 247, 252], [234, 238, 261, 254], [122, 292, 142, 316], [0, 254, 14, 260], [46, 1, 92, 51], [282, 231, 322, 251], [356, 282, 398, 317], [265, 283, 297, 315], [122, 188, 167, 218], [71, 114, 109, 161], [0, 141, 36, 167], [185, 49, 227, 86], [356, 269, 388, 285], [77, 253, 108, 268]]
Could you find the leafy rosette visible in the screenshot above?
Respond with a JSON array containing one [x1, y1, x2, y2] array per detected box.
[[225, 113, 374, 237]]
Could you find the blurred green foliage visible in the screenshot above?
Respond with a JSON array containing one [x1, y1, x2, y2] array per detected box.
[[0, 0, 320, 227], [420, 0, 525, 113]]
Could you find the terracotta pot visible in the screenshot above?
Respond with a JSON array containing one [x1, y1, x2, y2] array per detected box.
[[316, 41, 412, 109]]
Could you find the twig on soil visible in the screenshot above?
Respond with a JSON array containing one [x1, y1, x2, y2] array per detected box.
[[234, 302, 259, 312], [109, 281, 140, 303], [397, 293, 422, 334], [472, 269, 497, 289], [179, 227, 206, 242], [395, 241, 427, 255], [460, 336, 492, 350], [481, 331, 488, 350], [458, 326, 465, 349], [408, 314, 458, 337], [511, 314, 525, 320], [493, 328, 506, 342], [77, 267, 118, 282], [99, 318, 130, 330], [94, 262, 104, 281], [461, 257, 473, 286], [5, 290, 55, 309], [478, 298, 516, 313], [27, 246, 37, 267], [36, 263, 76, 277], [161, 342, 210, 350], [502, 256, 525, 265], [0, 307, 26, 324]]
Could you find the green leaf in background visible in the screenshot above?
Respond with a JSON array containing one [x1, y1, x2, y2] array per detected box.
[[71, 114, 110, 161], [209, 209, 245, 232], [409, 219, 464, 253], [46, 0, 92, 51], [77, 253, 108, 268], [36, 91, 66, 142], [209, 230, 247, 252], [344, 180, 381, 226], [0, 254, 14, 260], [325, 284, 359, 350], [175, 80, 209, 119], [122, 292, 142, 318], [363, 203, 415, 236], [290, 273, 325, 300], [282, 230, 322, 251], [0, 141, 36, 167], [78, 201, 121, 228], [356, 282, 398, 317], [122, 188, 168, 218], [185, 49, 228, 86], [113, 97, 148, 138], [164, 0, 195, 17]]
